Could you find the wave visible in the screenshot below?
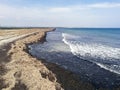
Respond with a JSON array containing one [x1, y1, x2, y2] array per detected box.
[[96, 63, 120, 74], [62, 33, 120, 74]]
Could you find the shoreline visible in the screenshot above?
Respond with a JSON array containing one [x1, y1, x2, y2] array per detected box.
[[0, 28, 120, 90], [0, 28, 63, 90], [26, 30, 95, 90], [26, 29, 120, 90]]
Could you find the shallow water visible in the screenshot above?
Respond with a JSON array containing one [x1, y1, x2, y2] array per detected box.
[[29, 28, 120, 88]]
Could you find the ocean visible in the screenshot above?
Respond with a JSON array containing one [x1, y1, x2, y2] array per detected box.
[[29, 28, 120, 88]]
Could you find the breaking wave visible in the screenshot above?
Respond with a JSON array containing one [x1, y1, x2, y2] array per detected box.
[[62, 33, 120, 74]]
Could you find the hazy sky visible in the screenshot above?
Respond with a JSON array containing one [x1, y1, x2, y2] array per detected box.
[[0, 0, 120, 27]]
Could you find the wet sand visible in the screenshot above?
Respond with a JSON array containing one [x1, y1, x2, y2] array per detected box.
[[0, 28, 120, 90]]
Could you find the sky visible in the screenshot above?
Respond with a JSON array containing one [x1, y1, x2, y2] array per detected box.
[[0, 0, 120, 27]]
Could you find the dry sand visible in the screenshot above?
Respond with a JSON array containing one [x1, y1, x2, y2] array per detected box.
[[0, 28, 63, 90]]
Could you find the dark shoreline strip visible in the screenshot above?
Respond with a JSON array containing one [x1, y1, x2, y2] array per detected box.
[[25, 29, 95, 90], [26, 28, 120, 90]]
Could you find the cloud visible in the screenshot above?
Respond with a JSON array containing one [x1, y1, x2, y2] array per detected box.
[[48, 2, 120, 12], [69, 2, 120, 10], [87, 2, 120, 8], [0, 2, 120, 17], [0, 4, 46, 19], [0, 15, 5, 18], [49, 7, 71, 13], [0, 2, 120, 27]]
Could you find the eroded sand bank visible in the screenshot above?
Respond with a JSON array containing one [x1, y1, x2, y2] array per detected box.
[[0, 28, 62, 90]]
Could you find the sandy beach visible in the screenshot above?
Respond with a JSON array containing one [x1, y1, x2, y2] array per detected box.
[[0, 28, 120, 90], [0, 28, 63, 90]]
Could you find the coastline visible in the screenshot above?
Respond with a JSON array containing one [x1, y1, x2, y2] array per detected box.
[[0, 28, 62, 90], [0, 28, 120, 90], [26, 31, 95, 90], [26, 29, 120, 90]]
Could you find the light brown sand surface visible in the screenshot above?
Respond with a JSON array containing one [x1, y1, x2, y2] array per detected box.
[[0, 28, 63, 90]]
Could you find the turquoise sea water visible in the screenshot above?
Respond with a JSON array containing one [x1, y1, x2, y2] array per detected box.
[[29, 28, 120, 88]]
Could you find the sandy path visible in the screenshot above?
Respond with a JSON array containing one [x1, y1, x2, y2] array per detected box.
[[0, 30, 39, 47]]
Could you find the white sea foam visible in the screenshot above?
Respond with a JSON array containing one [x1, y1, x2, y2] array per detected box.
[[62, 33, 120, 74], [62, 33, 120, 60], [96, 63, 120, 74]]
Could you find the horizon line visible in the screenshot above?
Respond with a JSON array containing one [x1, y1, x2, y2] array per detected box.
[[0, 26, 120, 29]]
